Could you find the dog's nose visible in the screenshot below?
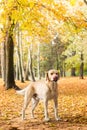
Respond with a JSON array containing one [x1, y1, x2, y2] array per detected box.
[[53, 76, 58, 82]]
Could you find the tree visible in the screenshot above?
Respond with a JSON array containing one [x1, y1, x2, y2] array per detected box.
[[84, 0, 87, 5], [16, 23, 25, 82], [37, 43, 40, 79], [28, 44, 35, 81], [5, 18, 20, 89], [80, 52, 84, 79], [1, 42, 6, 81], [0, 0, 87, 89], [0, 0, 58, 88], [0, 1, 21, 89]]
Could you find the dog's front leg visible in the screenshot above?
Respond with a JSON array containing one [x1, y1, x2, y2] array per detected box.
[[54, 98, 60, 121], [44, 99, 50, 121]]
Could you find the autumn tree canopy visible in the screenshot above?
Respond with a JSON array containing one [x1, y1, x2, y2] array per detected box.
[[0, 0, 87, 84], [0, 0, 87, 43]]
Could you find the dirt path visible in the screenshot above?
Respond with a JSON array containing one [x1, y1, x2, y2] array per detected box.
[[0, 117, 87, 130]]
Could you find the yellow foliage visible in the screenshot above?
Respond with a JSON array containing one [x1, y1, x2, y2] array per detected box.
[[79, 1, 84, 6], [51, 3, 67, 21], [0, 0, 87, 44], [16, 0, 30, 6], [42, 0, 54, 5], [29, 1, 36, 8], [70, 0, 76, 6]]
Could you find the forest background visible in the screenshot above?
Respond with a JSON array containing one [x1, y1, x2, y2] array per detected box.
[[0, 0, 87, 89], [0, 0, 87, 129]]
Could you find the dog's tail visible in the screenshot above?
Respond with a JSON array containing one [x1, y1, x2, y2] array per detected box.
[[16, 88, 26, 95]]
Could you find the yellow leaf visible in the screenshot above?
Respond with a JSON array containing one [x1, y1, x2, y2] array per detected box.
[[70, 0, 76, 6], [29, 1, 35, 8]]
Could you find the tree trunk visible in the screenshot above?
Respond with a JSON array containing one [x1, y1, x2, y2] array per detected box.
[[5, 34, 20, 89], [80, 53, 84, 79], [17, 23, 24, 82], [1, 15, 20, 90], [15, 57, 20, 80], [25, 60, 30, 80], [56, 54, 60, 70], [20, 31, 25, 80], [29, 45, 35, 81], [71, 67, 76, 76], [84, 0, 87, 5], [0, 45, 1, 77], [63, 61, 66, 77], [37, 43, 40, 79], [25, 48, 30, 81], [1, 42, 6, 81]]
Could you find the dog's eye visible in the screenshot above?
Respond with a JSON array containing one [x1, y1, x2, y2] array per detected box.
[[56, 73, 58, 75], [51, 73, 53, 75]]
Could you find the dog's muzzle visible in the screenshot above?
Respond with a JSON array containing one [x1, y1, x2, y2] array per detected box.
[[53, 76, 58, 82]]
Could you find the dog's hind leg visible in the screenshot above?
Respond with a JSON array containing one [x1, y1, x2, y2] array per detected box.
[[22, 97, 31, 120], [31, 98, 39, 118], [22, 90, 33, 120]]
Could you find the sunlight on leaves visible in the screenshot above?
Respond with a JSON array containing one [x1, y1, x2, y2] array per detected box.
[[70, 0, 76, 6]]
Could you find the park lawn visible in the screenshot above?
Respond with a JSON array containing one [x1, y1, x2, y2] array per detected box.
[[0, 77, 87, 130]]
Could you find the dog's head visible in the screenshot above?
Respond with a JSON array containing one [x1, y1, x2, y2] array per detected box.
[[46, 69, 59, 82]]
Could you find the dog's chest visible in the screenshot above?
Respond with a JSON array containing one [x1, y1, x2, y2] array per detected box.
[[47, 83, 58, 99]]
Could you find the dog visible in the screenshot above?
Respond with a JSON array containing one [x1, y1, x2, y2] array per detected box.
[[16, 69, 60, 121]]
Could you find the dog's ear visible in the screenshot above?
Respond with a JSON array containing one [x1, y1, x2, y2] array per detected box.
[[45, 72, 49, 81]]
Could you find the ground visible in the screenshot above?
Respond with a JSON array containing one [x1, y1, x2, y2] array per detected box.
[[0, 77, 87, 130]]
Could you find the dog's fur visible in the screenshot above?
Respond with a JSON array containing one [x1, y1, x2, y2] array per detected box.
[[17, 69, 60, 121]]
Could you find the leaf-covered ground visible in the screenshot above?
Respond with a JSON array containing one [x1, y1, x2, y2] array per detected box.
[[0, 77, 87, 130]]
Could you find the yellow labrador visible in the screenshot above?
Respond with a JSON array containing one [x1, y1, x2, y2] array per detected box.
[[17, 69, 60, 121]]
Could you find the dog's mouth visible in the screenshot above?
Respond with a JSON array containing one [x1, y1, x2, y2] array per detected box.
[[53, 76, 58, 82]]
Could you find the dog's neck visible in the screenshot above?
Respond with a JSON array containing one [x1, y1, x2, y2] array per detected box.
[[46, 80, 57, 91]]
